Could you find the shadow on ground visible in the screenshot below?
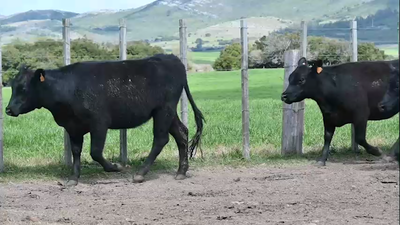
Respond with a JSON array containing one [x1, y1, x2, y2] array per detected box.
[[1, 144, 398, 183]]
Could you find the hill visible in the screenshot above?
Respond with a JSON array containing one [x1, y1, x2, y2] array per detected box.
[[0, 0, 398, 46]]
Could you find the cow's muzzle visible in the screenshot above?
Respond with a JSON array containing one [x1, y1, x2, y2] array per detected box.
[[5, 106, 17, 117]]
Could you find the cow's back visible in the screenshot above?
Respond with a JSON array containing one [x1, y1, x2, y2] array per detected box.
[[331, 60, 397, 119], [60, 54, 187, 128]]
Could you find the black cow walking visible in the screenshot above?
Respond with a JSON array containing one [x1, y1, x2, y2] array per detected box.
[[6, 54, 205, 186], [281, 58, 399, 166], [378, 64, 399, 162]]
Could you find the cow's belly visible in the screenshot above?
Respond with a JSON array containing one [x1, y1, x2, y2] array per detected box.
[[323, 111, 352, 127], [107, 102, 156, 129]]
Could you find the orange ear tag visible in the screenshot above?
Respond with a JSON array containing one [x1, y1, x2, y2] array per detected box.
[[40, 73, 45, 82], [317, 67, 323, 74]]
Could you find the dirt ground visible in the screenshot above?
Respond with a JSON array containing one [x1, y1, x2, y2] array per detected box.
[[1, 161, 399, 225]]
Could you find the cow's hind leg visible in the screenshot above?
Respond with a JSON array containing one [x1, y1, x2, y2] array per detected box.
[[90, 126, 122, 172], [353, 120, 382, 156], [169, 114, 189, 180], [133, 107, 173, 183]]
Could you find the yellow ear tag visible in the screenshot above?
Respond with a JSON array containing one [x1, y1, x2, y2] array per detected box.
[[317, 67, 323, 74], [40, 73, 45, 82]]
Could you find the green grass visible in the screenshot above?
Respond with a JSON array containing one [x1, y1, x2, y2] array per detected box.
[[380, 46, 399, 57], [1, 69, 398, 182], [190, 51, 220, 64]]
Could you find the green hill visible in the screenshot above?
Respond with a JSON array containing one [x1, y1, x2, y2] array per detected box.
[[0, 0, 398, 46]]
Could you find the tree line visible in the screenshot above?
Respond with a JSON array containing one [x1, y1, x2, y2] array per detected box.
[[212, 32, 395, 71], [1, 37, 164, 84]]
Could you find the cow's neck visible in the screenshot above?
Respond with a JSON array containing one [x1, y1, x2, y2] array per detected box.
[[36, 70, 73, 117], [311, 75, 338, 114]]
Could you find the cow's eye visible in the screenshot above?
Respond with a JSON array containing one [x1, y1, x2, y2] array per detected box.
[[298, 78, 305, 84]]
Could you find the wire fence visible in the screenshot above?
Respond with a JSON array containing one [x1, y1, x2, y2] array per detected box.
[[0, 18, 398, 169]]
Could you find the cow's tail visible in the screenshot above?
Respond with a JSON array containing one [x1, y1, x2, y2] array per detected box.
[[184, 83, 205, 159]]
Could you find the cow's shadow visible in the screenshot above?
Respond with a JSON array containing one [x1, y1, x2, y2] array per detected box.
[[1, 144, 398, 184], [297, 144, 399, 171], [0, 157, 182, 185]]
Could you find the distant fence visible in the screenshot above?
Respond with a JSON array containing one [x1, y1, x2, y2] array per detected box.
[[0, 18, 398, 170]]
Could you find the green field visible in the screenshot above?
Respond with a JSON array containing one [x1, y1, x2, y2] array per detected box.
[[379, 45, 399, 57], [1, 69, 398, 181], [189, 51, 220, 65]]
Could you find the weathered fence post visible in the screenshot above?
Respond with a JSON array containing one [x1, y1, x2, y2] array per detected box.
[[179, 19, 189, 129], [0, 36, 3, 172], [350, 20, 359, 153], [62, 18, 72, 166], [282, 50, 304, 155], [300, 21, 307, 58], [119, 19, 128, 166], [240, 18, 250, 160]]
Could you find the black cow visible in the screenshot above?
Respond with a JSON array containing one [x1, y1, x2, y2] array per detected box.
[[378, 64, 399, 162], [6, 53, 205, 186], [281, 57, 399, 166]]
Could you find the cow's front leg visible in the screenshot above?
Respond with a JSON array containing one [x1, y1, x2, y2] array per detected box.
[[317, 120, 336, 166], [66, 134, 84, 187]]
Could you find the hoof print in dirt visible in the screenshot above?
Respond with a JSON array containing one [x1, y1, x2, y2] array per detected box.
[[217, 215, 232, 220], [379, 155, 396, 163], [23, 216, 40, 222]]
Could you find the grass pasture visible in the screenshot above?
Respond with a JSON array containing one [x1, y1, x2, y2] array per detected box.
[[189, 51, 220, 65], [1, 68, 398, 181], [378, 44, 399, 57]]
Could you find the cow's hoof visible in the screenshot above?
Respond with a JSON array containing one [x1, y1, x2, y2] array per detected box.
[[175, 174, 187, 180], [65, 179, 78, 187], [114, 163, 124, 172], [133, 175, 144, 183], [368, 148, 382, 157], [104, 163, 123, 172]]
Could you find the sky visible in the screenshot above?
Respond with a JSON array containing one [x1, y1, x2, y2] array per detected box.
[[0, 0, 156, 16]]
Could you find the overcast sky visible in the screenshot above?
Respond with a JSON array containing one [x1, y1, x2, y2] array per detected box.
[[0, 0, 156, 16]]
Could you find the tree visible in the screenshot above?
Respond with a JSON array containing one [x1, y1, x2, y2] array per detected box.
[[195, 38, 203, 49], [126, 41, 164, 59], [212, 43, 241, 71], [250, 32, 301, 68], [1, 38, 165, 83], [307, 36, 351, 65], [358, 43, 387, 61]]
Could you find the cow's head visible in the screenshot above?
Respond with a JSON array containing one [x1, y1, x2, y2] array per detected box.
[[5, 65, 45, 117], [378, 66, 399, 113], [281, 57, 322, 104]]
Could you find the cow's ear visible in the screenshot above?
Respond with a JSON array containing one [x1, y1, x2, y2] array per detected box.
[[34, 69, 46, 82], [298, 57, 308, 66], [315, 59, 323, 74]]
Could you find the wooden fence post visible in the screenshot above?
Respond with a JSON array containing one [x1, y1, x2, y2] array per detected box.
[[240, 18, 250, 160], [300, 21, 307, 58], [179, 19, 189, 128], [350, 20, 359, 153], [282, 50, 304, 155], [62, 18, 72, 166], [179, 19, 191, 156], [0, 36, 3, 172], [119, 19, 128, 166]]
